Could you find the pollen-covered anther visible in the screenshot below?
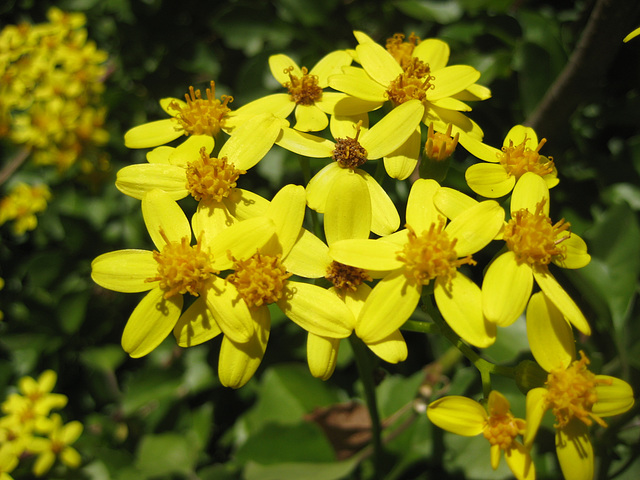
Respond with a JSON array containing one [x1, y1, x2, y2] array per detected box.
[[169, 80, 233, 137], [545, 351, 613, 429], [397, 222, 475, 286], [424, 123, 459, 161], [483, 412, 525, 451], [227, 251, 292, 308], [325, 261, 372, 292], [386, 32, 421, 69], [332, 121, 368, 169], [500, 136, 555, 179], [185, 147, 246, 202], [386, 57, 434, 106], [146, 230, 216, 299], [504, 199, 571, 266], [283, 66, 323, 106]]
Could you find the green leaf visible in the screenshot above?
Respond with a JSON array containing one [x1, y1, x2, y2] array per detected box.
[[135, 433, 199, 477], [80, 344, 127, 372], [394, 0, 463, 24], [57, 290, 91, 334], [244, 458, 359, 480]]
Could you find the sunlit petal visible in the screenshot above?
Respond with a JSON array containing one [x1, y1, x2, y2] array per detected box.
[[91, 250, 157, 293], [173, 296, 222, 347], [325, 171, 371, 245], [592, 376, 635, 416], [116, 164, 188, 201], [427, 395, 487, 436], [465, 163, 515, 198], [556, 420, 593, 480], [124, 119, 182, 149], [283, 228, 332, 278], [445, 200, 504, 256], [142, 189, 191, 249], [307, 333, 340, 380]]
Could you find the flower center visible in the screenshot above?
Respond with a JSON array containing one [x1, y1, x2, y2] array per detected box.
[[226, 251, 292, 308], [499, 136, 555, 179], [503, 199, 571, 266], [325, 261, 372, 292], [386, 32, 420, 70], [146, 231, 216, 299], [483, 411, 524, 451], [424, 122, 459, 161], [397, 223, 475, 286], [185, 147, 246, 202], [545, 351, 612, 429], [283, 66, 323, 106], [169, 80, 233, 137], [386, 57, 434, 106], [332, 121, 368, 169]]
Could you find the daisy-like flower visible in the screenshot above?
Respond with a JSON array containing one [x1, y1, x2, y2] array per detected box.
[[277, 99, 423, 236], [28, 413, 83, 477], [117, 113, 283, 211], [91, 189, 276, 357], [172, 185, 354, 388], [524, 351, 634, 480], [481, 172, 591, 333], [1, 371, 67, 427], [230, 51, 353, 132], [428, 391, 534, 480], [462, 125, 558, 198], [329, 178, 505, 348], [124, 80, 240, 149]]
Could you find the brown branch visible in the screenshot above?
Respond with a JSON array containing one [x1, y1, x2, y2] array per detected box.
[[0, 147, 31, 186], [525, 0, 640, 141]]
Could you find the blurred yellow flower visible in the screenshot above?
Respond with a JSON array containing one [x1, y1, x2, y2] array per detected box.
[[0, 183, 51, 235], [428, 391, 534, 480], [29, 414, 83, 477]]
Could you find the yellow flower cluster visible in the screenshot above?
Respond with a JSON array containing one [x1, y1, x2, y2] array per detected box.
[[0, 370, 83, 478], [0, 182, 51, 235], [92, 30, 634, 480], [0, 7, 109, 171]]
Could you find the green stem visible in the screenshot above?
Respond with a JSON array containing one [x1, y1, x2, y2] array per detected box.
[[349, 335, 383, 478]]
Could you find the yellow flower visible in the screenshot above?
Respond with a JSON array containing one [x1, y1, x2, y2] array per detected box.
[[482, 172, 591, 333], [173, 185, 353, 388], [524, 351, 634, 480], [124, 80, 239, 149], [230, 51, 352, 132], [624, 26, 640, 42], [462, 125, 558, 198], [428, 391, 534, 480], [28, 413, 83, 477], [330, 178, 505, 348], [91, 189, 276, 357], [117, 113, 283, 209], [0, 444, 18, 480], [0, 183, 51, 235], [277, 99, 423, 235]]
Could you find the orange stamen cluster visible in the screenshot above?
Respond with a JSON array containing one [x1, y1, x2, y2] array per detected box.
[[169, 80, 233, 137], [386, 57, 434, 106], [283, 66, 323, 105], [185, 147, 246, 202], [424, 123, 459, 161], [325, 261, 372, 292], [500, 136, 555, 179], [545, 351, 612, 429], [397, 222, 475, 286], [386, 32, 421, 69], [504, 199, 571, 266], [147, 231, 216, 299], [227, 251, 292, 308], [332, 121, 368, 169]]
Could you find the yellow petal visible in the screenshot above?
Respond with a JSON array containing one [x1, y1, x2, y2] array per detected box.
[[116, 164, 187, 201], [511, 172, 549, 214], [332, 94, 384, 116], [124, 119, 182, 149], [329, 67, 388, 102], [504, 442, 535, 480], [192, 199, 235, 240], [312, 50, 353, 86], [365, 329, 408, 363], [359, 168, 401, 236], [430, 96, 472, 112], [147, 146, 174, 164], [306, 163, 343, 213], [482, 251, 533, 327], [456, 83, 492, 101], [592, 376, 635, 416], [345, 283, 372, 319], [383, 126, 420, 180], [524, 387, 548, 447], [219, 306, 270, 388], [433, 187, 478, 220], [267, 184, 307, 256], [505, 125, 538, 149], [427, 395, 487, 436], [329, 111, 369, 139], [413, 38, 450, 70], [283, 228, 331, 278], [294, 104, 328, 132], [231, 93, 294, 120], [553, 233, 591, 269], [556, 420, 594, 480], [276, 126, 334, 158], [173, 296, 222, 347], [465, 163, 515, 198], [168, 134, 214, 167], [208, 216, 276, 270], [277, 281, 354, 338], [445, 200, 504, 257], [122, 287, 183, 358], [330, 238, 403, 271], [435, 273, 496, 348], [526, 291, 575, 372], [220, 113, 283, 169], [356, 41, 403, 87], [224, 188, 270, 219], [92, 250, 158, 293], [160, 97, 184, 115], [356, 271, 421, 343], [307, 333, 340, 380], [142, 189, 192, 249], [361, 100, 424, 159], [325, 170, 371, 245], [532, 266, 591, 335], [459, 132, 500, 162], [406, 178, 444, 232], [269, 53, 301, 84], [430, 65, 480, 100], [205, 276, 254, 343]]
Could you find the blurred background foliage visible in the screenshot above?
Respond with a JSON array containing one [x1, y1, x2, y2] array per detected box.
[[0, 0, 639, 479]]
